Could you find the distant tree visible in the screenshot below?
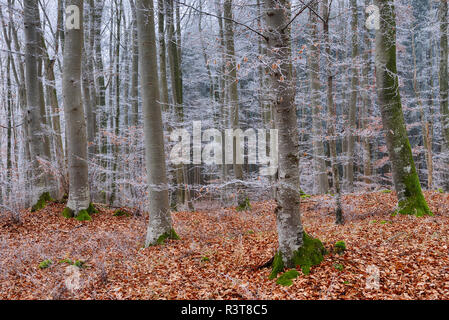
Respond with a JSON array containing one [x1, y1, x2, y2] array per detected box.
[[439, 0, 449, 191]]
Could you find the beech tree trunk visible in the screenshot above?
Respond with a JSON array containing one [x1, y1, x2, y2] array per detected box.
[[23, 0, 53, 205], [63, 0, 90, 215], [265, 0, 302, 264], [374, 0, 431, 216], [136, 0, 176, 246]]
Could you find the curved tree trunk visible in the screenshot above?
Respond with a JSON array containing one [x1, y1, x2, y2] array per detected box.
[[374, 0, 431, 216]]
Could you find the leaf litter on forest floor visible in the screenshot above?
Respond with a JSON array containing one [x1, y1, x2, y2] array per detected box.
[[0, 191, 448, 299]]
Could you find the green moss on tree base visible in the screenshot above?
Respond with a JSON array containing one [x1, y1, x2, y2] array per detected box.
[[75, 210, 92, 221], [31, 192, 53, 212], [62, 203, 96, 220], [292, 233, 327, 275], [154, 228, 180, 245], [270, 233, 327, 279], [393, 159, 433, 217], [394, 177, 432, 217], [62, 207, 74, 218], [236, 197, 251, 211], [87, 203, 98, 215], [269, 252, 284, 279]]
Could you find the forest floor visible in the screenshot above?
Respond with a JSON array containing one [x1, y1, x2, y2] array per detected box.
[[1, 191, 449, 300]]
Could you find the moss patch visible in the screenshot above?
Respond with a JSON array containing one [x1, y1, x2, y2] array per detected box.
[[31, 192, 53, 212], [59, 259, 87, 269], [269, 252, 284, 280], [393, 164, 432, 217], [394, 179, 432, 217], [276, 270, 300, 286], [62, 207, 74, 219], [75, 210, 92, 221], [113, 209, 130, 217], [236, 197, 251, 211], [333, 263, 344, 271], [334, 241, 346, 254], [62, 203, 96, 220], [153, 228, 180, 246], [87, 203, 98, 214], [270, 233, 327, 279], [39, 259, 53, 269], [292, 233, 327, 275]]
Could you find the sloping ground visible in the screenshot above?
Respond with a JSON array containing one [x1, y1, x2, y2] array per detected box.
[[0, 191, 448, 300]]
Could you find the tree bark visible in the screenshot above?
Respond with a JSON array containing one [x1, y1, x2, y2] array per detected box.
[[136, 0, 177, 246], [308, 1, 329, 195], [63, 0, 90, 215], [23, 0, 53, 205], [439, 0, 449, 191], [374, 0, 431, 216], [323, 0, 343, 224], [265, 0, 325, 270], [345, 0, 359, 193]]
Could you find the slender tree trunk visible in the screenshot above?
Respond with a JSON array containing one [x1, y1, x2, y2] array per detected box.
[[215, 0, 229, 203], [323, 0, 343, 224], [426, 44, 435, 190], [83, 0, 98, 157], [158, 0, 169, 111], [129, 0, 139, 127], [224, 0, 249, 208], [411, 31, 433, 190], [167, 0, 192, 210], [361, 0, 373, 188], [308, 2, 329, 195], [344, 0, 359, 193], [110, 0, 122, 206], [439, 0, 449, 191], [136, 0, 177, 246], [40, 32, 65, 198], [374, 0, 431, 216]]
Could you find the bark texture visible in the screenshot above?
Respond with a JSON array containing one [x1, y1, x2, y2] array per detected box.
[[136, 0, 176, 246], [63, 0, 90, 215], [374, 0, 431, 216], [264, 0, 325, 271], [23, 0, 53, 205], [439, 0, 449, 191]]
